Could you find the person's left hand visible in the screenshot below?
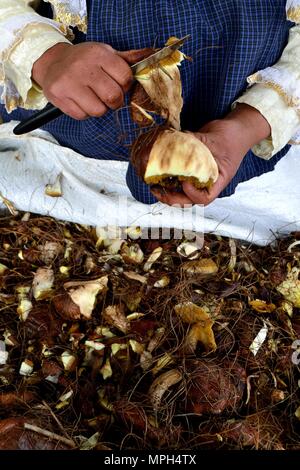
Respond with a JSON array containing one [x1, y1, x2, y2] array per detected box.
[[150, 104, 271, 207]]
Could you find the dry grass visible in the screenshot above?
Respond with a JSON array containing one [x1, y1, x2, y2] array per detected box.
[[0, 213, 299, 450]]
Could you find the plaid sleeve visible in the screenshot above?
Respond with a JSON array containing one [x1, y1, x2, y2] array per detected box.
[[126, 162, 157, 205]]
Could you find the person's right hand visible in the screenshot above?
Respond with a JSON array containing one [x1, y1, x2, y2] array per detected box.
[[32, 42, 153, 120]]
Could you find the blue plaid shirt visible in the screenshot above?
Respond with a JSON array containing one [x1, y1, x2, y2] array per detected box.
[[1, 0, 293, 203]]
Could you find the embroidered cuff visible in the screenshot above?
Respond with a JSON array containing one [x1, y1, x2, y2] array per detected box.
[[246, 26, 300, 114], [44, 0, 87, 33], [5, 24, 71, 111], [286, 0, 300, 23], [234, 84, 300, 159], [0, 0, 71, 112]]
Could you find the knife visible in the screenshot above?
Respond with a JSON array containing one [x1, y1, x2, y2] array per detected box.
[[13, 35, 190, 136]]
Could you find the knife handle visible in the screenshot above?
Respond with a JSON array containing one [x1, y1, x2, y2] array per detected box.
[[13, 103, 64, 135]]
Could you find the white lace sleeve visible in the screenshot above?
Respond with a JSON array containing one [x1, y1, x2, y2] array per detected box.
[[44, 1, 87, 33], [287, 0, 300, 22], [234, 5, 300, 160], [0, 0, 71, 112]]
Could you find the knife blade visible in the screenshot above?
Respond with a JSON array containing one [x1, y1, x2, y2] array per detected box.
[[131, 34, 190, 74], [13, 35, 190, 136]]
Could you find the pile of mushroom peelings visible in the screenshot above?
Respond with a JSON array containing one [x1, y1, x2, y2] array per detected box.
[[0, 212, 299, 450]]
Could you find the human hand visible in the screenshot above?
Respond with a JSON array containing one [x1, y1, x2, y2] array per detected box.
[[32, 42, 154, 120], [150, 104, 271, 206]]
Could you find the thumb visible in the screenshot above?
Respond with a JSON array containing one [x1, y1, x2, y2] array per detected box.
[[118, 48, 155, 65]]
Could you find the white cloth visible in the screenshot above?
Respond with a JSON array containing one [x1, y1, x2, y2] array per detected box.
[[0, 121, 299, 246]]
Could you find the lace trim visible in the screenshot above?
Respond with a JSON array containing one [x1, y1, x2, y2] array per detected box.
[[0, 13, 69, 112], [287, 7, 300, 23], [248, 70, 300, 114], [286, 0, 300, 23], [45, 0, 87, 33]]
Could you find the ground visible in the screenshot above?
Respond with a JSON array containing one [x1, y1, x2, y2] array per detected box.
[[0, 213, 299, 450]]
